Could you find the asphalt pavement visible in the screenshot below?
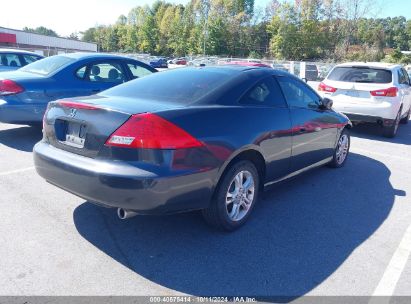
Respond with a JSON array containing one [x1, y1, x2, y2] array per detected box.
[[0, 121, 410, 298]]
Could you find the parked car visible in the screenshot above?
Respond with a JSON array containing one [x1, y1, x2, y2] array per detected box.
[[295, 63, 319, 81], [34, 66, 351, 231], [149, 57, 168, 69], [318, 62, 411, 137], [0, 49, 44, 72], [174, 58, 187, 65], [0, 53, 156, 125], [228, 61, 272, 68]]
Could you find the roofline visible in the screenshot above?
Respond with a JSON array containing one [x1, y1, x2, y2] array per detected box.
[[0, 26, 96, 47]]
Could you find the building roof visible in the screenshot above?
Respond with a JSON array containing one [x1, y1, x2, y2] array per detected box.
[[0, 26, 97, 52]]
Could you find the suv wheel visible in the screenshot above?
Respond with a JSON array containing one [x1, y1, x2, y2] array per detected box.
[[202, 160, 260, 231], [400, 107, 410, 124], [383, 109, 401, 138]]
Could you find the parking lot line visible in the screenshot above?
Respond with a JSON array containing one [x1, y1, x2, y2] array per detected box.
[[0, 167, 35, 176], [372, 223, 411, 296]]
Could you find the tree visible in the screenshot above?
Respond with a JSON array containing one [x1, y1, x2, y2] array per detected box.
[[23, 26, 59, 37]]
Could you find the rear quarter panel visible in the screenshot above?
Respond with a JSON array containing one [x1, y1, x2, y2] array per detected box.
[[157, 105, 293, 184]]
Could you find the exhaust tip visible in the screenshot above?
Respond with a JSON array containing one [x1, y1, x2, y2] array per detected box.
[[117, 208, 137, 220]]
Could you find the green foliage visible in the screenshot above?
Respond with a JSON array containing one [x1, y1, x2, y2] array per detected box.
[[23, 26, 59, 37], [72, 0, 410, 61]]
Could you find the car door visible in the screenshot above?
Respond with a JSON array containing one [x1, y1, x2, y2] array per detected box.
[[84, 60, 128, 93], [239, 76, 293, 181], [276, 76, 340, 172], [398, 68, 411, 116], [44, 60, 128, 104]]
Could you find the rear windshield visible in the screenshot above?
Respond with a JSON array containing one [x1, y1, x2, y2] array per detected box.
[[20, 55, 75, 75], [102, 68, 235, 104], [328, 67, 392, 83]]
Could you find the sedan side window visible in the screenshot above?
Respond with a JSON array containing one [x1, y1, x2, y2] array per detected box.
[[277, 76, 321, 109], [75, 66, 87, 79], [240, 77, 287, 107], [0, 54, 23, 67], [22, 55, 41, 65], [88, 62, 126, 83], [127, 63, 152, 79]]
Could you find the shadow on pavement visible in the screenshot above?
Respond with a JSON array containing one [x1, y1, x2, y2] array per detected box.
[[0, 125, 42, 152], [73, 153, 403, 300], [350, 120, 411, 145]]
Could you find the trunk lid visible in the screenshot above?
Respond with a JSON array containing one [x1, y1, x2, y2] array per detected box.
[[44, 95, 179, 158]]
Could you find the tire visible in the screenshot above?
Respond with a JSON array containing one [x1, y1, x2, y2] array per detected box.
[[400, 107, 410, 124], [383, 109, 401, 138], [328, 128, 350, 168], [202, 160, 260, 231]]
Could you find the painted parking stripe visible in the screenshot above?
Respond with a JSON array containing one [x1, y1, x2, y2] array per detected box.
[[0, 166, 35, 176], [373, 223, 411, 296]]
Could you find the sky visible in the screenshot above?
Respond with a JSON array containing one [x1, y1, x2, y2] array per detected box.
[[0, 0, 410, 37]]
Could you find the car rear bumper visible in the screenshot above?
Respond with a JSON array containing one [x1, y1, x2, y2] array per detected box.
[[329, 96, 401, 121], [0, 103, 44, 124], [33, 142, 215, 214], [342, 113, 395, 126]]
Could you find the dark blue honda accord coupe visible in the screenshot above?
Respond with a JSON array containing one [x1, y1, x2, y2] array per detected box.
[[34, 66, 351, 231]]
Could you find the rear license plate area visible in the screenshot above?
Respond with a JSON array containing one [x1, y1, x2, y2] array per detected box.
[[55, 119, 87, 148]]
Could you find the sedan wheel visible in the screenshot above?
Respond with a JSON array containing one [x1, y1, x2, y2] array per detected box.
[[329, 129, 350, 168], [203, 160, 259, 231], [226, 170, 255, 222], [336, 134, 349, 165]]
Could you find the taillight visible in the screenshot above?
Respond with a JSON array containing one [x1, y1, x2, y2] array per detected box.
[[0, 79, 24, 96], [105, 113, 203, 149], [318, 82, 337, 93], [370, 87, 398, 97], [57, 100, 99, 110]]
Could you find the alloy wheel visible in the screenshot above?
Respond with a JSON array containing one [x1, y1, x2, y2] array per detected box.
[[225, 170, 255, 222]]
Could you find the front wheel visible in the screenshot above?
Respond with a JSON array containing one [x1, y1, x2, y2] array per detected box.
[[202, 160, 260, 231], [328, 129, 350, 168]]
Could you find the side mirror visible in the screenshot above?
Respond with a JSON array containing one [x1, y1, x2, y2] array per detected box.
[[302, 77, 308, 83], [321, 97, 333, 110]]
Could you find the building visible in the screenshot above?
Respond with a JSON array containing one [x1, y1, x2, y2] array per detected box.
[[0, 26, 97, 56]]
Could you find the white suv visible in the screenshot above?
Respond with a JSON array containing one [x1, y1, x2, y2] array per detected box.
[[318, 62, 411, 137]]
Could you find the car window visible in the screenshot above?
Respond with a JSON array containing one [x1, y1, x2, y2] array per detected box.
[[0, 54, 23, 67], [398, 69, 409, 85], [76, 66, 87, 79], [88, 62, 126, 83], [327, 67, 392, 83], [102, 68, 236, 104], [277, 76, 321, 109], [240, 77, 287, 107], [403, 69, 411, 85], [127, 63, 152, 79], [20, 55, 75, 75], [22, 55, 41, 65]]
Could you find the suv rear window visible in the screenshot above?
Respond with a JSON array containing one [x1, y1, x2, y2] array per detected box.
[[327, 67, 392, 83]]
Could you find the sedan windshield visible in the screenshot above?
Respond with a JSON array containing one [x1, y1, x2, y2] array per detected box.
[[20, 55, 75, 76], [328, 67, 392, 84]]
